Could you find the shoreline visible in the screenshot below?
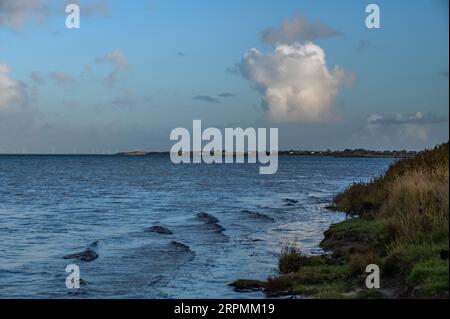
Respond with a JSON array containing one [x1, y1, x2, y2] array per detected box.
[[0, 153, 415, 159], [231, 142, 449, 299]]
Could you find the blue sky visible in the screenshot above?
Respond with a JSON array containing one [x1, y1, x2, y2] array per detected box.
[[0, 0, 448, 153]]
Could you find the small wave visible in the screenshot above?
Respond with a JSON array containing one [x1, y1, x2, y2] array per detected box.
[[170, 241, 193, 252], [191, 212, 229, 241], [63, 241, 99, 262], [241, 210, 275, 223], [283, 198, 299, 206], [196, 212, 219, 224], [196, 212, 227, 233], [144, 225, 173, 235]]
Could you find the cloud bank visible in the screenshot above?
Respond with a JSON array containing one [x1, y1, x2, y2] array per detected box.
[[368, 112, 446, 125], [367, 112, 446, 141]]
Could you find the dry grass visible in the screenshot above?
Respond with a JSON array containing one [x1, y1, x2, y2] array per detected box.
[[381, 166, 449, 243]]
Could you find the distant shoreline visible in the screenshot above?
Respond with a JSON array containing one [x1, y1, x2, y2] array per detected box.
[[113, 149, 417, 158], [0, 151, 416, 159]]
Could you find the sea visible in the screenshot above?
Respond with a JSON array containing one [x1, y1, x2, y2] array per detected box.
[[0, 155, 394, 298]]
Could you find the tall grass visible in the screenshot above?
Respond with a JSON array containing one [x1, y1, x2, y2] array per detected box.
[[331, 142, 449, 297], [381, 166, 449, 243], [332, 143, 449, 217]]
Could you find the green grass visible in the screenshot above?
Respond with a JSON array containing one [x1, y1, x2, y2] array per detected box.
[[408, 258, 449, 296], [264, 261, 353, 297], [324, 218, 387, 240]]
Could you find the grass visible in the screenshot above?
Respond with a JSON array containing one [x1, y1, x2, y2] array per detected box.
[[231, 142, 449, 298], [332, 142, 449, 217], [329, 142, 449, 298], [265, 261, 353, 297]]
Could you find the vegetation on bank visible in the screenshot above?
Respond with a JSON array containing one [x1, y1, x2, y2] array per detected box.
[[231, 142, 449, 298]]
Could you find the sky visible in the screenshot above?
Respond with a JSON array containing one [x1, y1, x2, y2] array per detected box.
[[0, 0, 448, 153]]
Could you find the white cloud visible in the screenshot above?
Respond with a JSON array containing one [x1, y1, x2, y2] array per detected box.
[[239, 42, 353, 123]]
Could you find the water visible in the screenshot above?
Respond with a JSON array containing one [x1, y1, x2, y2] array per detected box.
[[0, 155, 394, 298]]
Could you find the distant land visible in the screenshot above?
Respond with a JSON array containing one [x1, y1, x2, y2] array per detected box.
[[0, 149, 418, 158], [117, 149, 417, 158]]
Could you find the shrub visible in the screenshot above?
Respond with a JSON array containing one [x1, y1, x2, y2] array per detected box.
[[278, 242, 305, 274], [348, 250, 381, 276]]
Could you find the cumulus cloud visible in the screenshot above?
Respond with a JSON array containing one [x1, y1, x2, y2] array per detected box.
[[261, 12, 341, 45], [192, 95, 221, 104], [48, 71, 75, 84], [239, 42, 353, 123]]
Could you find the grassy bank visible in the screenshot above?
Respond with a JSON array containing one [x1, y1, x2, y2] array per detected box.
[[231, 142, 449, 298]]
